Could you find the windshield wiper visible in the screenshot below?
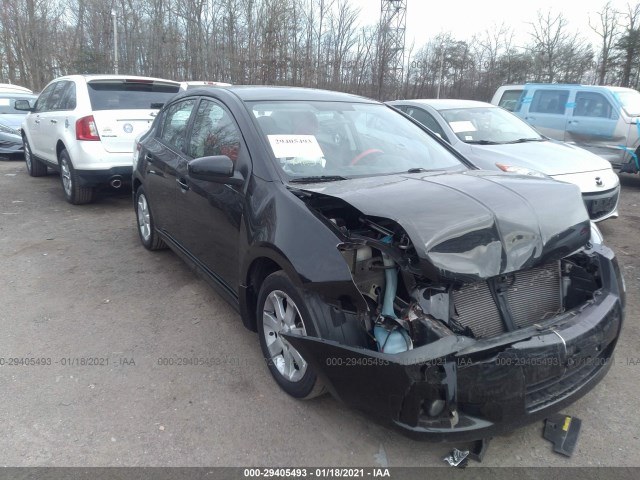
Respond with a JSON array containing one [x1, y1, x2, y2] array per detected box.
[[505, 137, 545, 144], [289, 175, 348, 183], [465, 140, 502, 145], [406, 167, 428, 173]]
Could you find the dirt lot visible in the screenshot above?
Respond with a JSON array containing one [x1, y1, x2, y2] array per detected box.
[[0, 159, 639, 468]]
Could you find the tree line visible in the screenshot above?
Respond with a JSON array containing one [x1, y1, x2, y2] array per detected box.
[[1, 0, 640, 101]]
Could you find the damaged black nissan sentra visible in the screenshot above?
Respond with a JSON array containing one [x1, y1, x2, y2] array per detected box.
[[132, 86, 625, 441]]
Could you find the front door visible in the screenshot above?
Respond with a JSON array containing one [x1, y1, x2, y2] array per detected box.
[[174, 98, 247, 292]]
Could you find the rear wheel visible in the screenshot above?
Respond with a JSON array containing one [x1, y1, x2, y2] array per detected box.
[[135, 186, 167, 250], [59, 150, 93, 204], [24, 138, 47, 177], [257, 271, 325, 399]]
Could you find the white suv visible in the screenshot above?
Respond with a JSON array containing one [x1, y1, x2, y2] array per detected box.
[[18, 75, 180, 204]]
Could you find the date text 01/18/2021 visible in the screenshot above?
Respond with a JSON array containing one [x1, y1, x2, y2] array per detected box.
[[243, 468, 390, 477], [0, 357, 135, 366]]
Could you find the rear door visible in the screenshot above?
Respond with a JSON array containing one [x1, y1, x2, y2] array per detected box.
[[86, 79, 180, 154], [522, 89, 570, 141], [39, 81, 76, 161], [143, 98, 197, 236]]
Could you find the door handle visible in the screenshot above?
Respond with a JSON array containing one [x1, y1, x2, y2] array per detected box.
[[569, 120, 579, 124], [144, 154, 154, 164], [34, 119, 40, 124], [176, 178, 189, 191], [50, 119, 57, 124]]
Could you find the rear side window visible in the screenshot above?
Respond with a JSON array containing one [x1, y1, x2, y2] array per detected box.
[[530, 90, 569, 115], [574, 92, 613, 118], [160, 99, 196, 152], [87, 81, 180, 111], [498, 90, 523, 111]]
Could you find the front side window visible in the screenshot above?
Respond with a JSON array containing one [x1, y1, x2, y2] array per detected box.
[[159, 99, 196, 152], [33, 83, 57, 113], [574, 92, 612, 118], [248, 101, 465, 181], [530, 90, 569, 115], [188, 99, 241, 161], [406, 107, 447, 140]]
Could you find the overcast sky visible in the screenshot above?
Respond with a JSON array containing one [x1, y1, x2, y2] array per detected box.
[[351, 0, 634, 48]]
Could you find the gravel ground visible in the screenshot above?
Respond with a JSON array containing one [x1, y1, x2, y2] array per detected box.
[[0, 159, 639, 468]]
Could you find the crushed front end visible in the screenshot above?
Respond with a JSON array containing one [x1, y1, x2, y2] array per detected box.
[[287, 174, 625, 441]]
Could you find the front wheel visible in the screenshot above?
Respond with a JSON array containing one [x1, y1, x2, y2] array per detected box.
[[59, 150, 93, 204], [257, 271, 325, 399], [24, 138, 47, 177]]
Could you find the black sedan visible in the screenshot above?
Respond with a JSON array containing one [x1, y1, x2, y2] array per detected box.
[[132, 86, 625, 441]]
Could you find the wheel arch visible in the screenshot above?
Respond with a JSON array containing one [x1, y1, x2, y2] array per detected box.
[[240, 252, 295, 332]]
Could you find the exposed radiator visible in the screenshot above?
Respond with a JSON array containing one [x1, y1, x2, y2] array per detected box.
[[451, 261, 563, 339]]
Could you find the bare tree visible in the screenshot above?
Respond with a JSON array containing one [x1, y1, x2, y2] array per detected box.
[[590, 1, 620, 85]]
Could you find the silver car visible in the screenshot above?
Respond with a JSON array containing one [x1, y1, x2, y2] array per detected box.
[[388, 99, 620, 222]]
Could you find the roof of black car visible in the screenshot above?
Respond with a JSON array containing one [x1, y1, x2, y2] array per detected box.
[[193, 85, 379, 103]]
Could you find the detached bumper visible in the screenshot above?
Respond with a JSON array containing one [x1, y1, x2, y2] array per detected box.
[[0, 132, 24, 159], [285, 250, 624, 442]]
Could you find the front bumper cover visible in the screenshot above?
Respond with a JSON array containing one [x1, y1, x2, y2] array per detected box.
[[285, 249, 624, 442]]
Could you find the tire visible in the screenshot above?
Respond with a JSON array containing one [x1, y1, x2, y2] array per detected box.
[[257, 271, 326, 399], [135, 186, 167, 250], [59, 150, 93, 204], [24, 138, 47, 177]]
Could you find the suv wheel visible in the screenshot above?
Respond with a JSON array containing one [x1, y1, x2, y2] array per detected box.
[[135, 186, 167, 250], [257, 271, 325, 399], [59, 150, 93, 205], [24, 138, 47, 177]]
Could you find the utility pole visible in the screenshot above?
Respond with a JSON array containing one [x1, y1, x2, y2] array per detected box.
[[379, 0, 407, 99], [111, 10, 118, 74]]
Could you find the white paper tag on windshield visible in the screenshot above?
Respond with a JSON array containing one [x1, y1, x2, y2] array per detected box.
[[449, 121, 476, 133], [0, 99, 10, 106], [268, 135, 324, 159]]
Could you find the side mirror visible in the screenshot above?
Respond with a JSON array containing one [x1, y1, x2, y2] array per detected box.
[[14, 99, 32, 111], [188, 155, 244, 185]]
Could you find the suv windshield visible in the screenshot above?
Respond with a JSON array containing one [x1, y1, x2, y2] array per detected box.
[[0, 94, 37, 114], [248, 101, 465, 180], [88, 80, 180, 111], [615, 89, 640, 116], [439, 106, 543, 144]]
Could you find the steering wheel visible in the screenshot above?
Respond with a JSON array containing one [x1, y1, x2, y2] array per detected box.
[[350, 148, 384, 166]]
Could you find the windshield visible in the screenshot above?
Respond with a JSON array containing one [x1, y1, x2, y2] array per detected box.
[[615, 89, 640, 116], [248, 101, 465, 181], [0, 94, 37, 114], [88, 81, 180, 111], [439, 106, 543, 144]]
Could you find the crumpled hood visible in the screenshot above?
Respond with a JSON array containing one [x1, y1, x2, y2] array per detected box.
[[299, 170, 591, 283], [466, 140, 612, 176]]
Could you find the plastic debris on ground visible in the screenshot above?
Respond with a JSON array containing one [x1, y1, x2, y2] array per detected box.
[[443, 448, 469, 468], [543, 413, 582, 457]]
